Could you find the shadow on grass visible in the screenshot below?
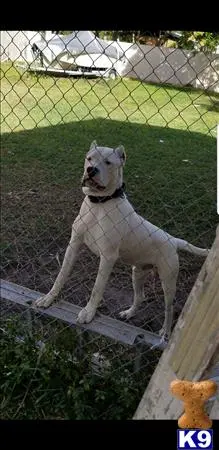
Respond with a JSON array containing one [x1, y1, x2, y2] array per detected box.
[[201, 99, 219, 112], [2, 118, 217, 243], [1, 118, 218, 333]]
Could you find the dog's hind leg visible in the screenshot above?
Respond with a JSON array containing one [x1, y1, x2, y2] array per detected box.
[[158, 256, 179, 341], [119, 265, 149, 320]]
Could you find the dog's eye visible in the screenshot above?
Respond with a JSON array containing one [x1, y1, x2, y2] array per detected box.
[[105, 160, 111, 165], [87, 157, 92, 162]]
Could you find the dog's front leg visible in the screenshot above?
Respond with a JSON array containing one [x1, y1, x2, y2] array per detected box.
[[77, 252, 118, 324], [35, 229, 82, 308]]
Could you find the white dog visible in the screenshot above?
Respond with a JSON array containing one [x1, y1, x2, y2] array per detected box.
[[35, 141, 209, 340]]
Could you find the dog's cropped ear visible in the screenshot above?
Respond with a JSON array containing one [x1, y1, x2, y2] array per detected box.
[[90, 140, 97, 151], [115, 145, 126, 165]]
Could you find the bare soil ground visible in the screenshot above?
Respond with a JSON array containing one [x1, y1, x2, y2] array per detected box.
[[1, 184, 205, 335]]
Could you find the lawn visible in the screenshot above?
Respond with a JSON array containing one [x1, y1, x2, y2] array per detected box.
[[1, 61, 218, 419], [1, 62, 218, 134]]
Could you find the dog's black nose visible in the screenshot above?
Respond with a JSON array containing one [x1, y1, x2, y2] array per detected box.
[[87, 166, 98, 178]]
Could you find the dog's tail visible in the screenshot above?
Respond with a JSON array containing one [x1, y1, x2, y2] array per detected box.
[[175, 238, 209, 257]]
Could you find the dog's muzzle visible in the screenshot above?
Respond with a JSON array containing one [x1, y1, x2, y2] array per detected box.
[[82, 166, 105, 190], [87, 166, 99, 178]]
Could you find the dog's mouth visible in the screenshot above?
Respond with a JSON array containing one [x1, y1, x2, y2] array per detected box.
[[82, 177, 105, 191]]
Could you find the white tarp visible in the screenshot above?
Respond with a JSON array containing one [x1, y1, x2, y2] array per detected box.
[[33, 31, 119, 63]]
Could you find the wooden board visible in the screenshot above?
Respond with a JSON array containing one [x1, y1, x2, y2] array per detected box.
[[133, 225, 219, 420], [0, 279, 167, 349]]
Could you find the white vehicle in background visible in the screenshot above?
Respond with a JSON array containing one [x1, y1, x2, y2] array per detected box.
[[30, 31, 125, 79]]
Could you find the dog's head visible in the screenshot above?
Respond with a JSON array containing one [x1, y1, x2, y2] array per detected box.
[[82, 141, 126, 197]]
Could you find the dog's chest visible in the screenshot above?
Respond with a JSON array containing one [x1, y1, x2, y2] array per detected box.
[[81, 198, 127, 256], [83, 214, 124, 256]]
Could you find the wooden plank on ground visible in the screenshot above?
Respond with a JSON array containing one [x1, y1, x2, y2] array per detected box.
[[0, 279, 167, 349]]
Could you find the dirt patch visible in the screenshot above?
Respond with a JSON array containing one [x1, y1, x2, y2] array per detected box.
[[1, 183, 205, 335]]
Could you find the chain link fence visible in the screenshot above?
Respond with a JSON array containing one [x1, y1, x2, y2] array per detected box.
[[1, 30, 219, 419]]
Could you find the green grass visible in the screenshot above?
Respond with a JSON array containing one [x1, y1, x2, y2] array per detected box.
[[1, 117, 217, 247], [1, 61, 218, 286], [1, 62, 218, 134], [1, 314, 156, 419], [1, 62, 218, 420]]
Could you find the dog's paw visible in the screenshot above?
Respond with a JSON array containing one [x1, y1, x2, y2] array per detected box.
[[77, 307, 96, 324], [119, 307, 135, 320], [34, 294, 54, 309]]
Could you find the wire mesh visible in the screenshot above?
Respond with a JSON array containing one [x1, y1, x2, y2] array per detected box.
[[1, 30, 218, 419]]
